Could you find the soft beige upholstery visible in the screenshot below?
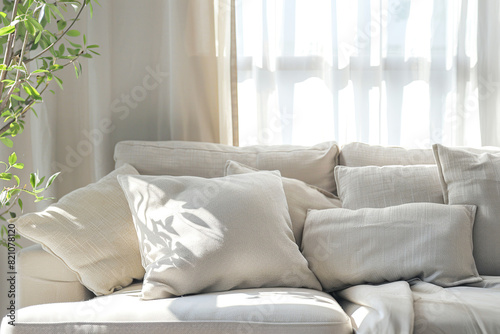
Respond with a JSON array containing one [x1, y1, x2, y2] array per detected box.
[[1, 285, 352, 334], [339, 142, 435, 166], [15, 245, 93, 309], [114, 140, 340, 193]]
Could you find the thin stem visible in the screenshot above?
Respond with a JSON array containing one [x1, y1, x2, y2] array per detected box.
[[25, 2, 87, 64], [0, 0, 22, 95], [0, 30, 30, 111]]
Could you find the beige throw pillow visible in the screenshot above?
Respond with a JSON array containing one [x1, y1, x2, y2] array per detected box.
[[224, 160, 341, 246], [14, 164, 145, 295], [302, 203, 481, 291], [433, 144, 500, 275], [335, 165, 444, 209], [118, 172, 322, 300]]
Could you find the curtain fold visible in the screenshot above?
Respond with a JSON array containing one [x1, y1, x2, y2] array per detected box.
[[236, 0, 497, 148]]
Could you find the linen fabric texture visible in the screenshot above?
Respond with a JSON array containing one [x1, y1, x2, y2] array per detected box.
[[433, 144, 500, 275], [14, 164, 145, 296], [301, 203, 481, 291], [118, 172, 322, 300], [335, 165, 444, 209], [338, 142, 435, 167], [114, 140, 340, 193], [224, 160, 341, 246]]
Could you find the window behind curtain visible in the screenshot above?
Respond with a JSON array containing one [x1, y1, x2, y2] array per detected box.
[[235, 0, 481, 148]]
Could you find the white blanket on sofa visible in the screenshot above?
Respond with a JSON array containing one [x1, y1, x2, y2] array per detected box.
[[336, 277, 500, 334]]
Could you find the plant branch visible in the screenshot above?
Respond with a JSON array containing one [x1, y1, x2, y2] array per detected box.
[[0, 30, 30, 111], [0, 84, 48, 135], [0, 187, 24, 218], [25, 2, 87, 64], [0, 0, 22, 95]]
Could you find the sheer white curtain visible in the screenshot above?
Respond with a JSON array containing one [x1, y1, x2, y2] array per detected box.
[[236, 0, 498, 148], [16, 0, 238, 200]]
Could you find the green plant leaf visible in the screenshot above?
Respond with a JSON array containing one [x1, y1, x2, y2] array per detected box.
[[0, 137, 13, 148], [29, 173, 36, 188], [54, 76, 63, 90], [46, 172, 60, 188], [8, 152, 16, 165], [24, 20, 36, 35], [66, 29, 80, 37], [9, 212, 15, 219], [13, 175, 20, 186], [12, 163, 24, 169], [18, 198, 23, 211], [10, 94, 25, 102], [0, 173, 12, 180], [0, 25, 16, 36], [57, 19, 67, 31]]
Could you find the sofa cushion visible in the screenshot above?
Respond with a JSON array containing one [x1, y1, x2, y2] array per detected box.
[[13, 164, 145, 296], [114, 140, 339, 193], [335, 165, 443, 209], [433, 144, 500, 275], [0, 285, 352, 334], [411, 281, 500, 334], [302, 203, 481, 291], [224, 160, 341, 246], [339, 142, 435, 166], [118, 172, 321, 300]]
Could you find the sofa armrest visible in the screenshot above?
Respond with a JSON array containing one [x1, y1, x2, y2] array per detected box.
[[16, 244, 94, 308]]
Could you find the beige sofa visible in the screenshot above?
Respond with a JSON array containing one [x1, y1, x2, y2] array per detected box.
[[1, 140, 499, 334]]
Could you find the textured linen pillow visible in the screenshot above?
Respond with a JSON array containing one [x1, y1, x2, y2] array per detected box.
[[335, 165, 444, 209], [302, 203, 481, 291], [118, 172, 322, 300], [224, 160, 341, 246], [433, 144, 500, 275], [14, 164, 145, 296]]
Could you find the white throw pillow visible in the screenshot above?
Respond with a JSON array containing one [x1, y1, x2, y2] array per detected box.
[[14, 164, 145, 295], [224, 160, 341, 246], [302, 203, 481, 291], [118, 172, 322, 300], [335, 165, 443, 209], [433, 144, 500, 275]]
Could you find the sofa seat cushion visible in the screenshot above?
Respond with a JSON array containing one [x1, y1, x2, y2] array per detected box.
[[1, 284, 352, 334], [411, 281, 500, 334]]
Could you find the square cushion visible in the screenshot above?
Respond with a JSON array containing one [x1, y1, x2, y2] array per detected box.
[[118, 172, 321, 300], [114, 140, 339, 193], [14, 164, 145, 296], [301, 203, 481, 291], [335, 165, 443, 209], [433, 144, 500, 275], [224, 160, 341, 246]]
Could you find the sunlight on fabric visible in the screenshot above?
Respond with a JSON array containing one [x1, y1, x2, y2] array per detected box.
[[338, 81, 357, 144], [370, 0, 381, 67], [336, 0, 357, 69], [292, 78, 334, 145], [465, 0, 478, 68], [400, 81, 430, 147], [404, 0, 432, 62], [295, 1, 332, 61], [351, 306, 370, 329]]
